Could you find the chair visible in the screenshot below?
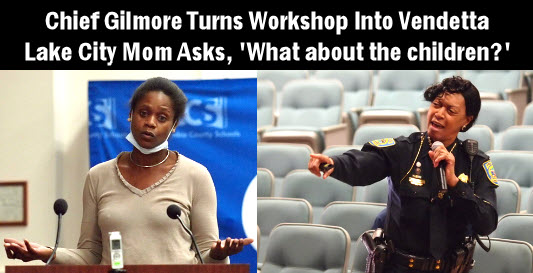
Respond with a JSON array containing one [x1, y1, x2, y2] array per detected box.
[[476, 100, 517, 149], [257, 143, 313, 197], [524, 103, 533, 125], [491, 213, 533, 246], [320, 202, 386, 269], [495, 179, 521, 217], [488, 151, 533, 211], [257, 168, 275, 197], [261, 79, 348, 152], [313, 70, 373, 111], [463, 70, 528, 125], [463, 70, 523, 100], [471, 238, 533, 273], [257, 80, 276, 133], [322, 145, 389, 204], [360, 70, 437, 130], [257, 70, 309, 110], [257, 197, 313, 269], [438, 70, 461, 81], [458, 124, 495, 152], [281, 170, 355, 223], [353, 124, 420, 145], [500, 126, 533, 151], [528, 190, 533, 213], [261, 223, 351, 273]]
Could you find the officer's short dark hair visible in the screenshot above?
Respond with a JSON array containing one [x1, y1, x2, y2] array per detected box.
[[423, 76, 481, 132], [129, 77, 188, 123]]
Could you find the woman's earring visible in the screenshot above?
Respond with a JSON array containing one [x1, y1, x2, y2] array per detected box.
[[462, 125, 467, 131], [127, 117, 131, 122]]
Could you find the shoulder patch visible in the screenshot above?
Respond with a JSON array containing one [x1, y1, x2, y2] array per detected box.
[[482, 160, 498, 186], [369, 138, 396, 148]]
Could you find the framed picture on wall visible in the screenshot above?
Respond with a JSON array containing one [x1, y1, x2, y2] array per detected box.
[[0, 181, 27, 225]]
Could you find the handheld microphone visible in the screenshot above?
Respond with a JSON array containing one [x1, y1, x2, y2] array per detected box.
[[46, 199, 68, 265], [431, 141, 448, 198], [166, 204, 204, 264]]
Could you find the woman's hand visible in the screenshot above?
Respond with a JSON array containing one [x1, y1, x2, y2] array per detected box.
[[4, 238, 53, 263], [209, 237, 254, 260], [308, 154, 334, 179], [428, 146, 460, 188]]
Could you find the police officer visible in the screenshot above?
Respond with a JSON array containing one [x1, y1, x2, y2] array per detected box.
[[309, 76, 498, 273]]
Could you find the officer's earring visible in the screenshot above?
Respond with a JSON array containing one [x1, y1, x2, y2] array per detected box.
[[462, 125, 467, 131], [127, 117, 131, 122]]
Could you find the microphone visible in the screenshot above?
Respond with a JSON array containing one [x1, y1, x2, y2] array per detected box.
[[166, 204, 204, 264], [46, 199, 68, 265], [464, 139, 478, 161], [431, 141, 448, 198]]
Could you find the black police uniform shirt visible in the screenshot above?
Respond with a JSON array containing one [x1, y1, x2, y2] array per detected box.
[[330, 132, 498, 258]]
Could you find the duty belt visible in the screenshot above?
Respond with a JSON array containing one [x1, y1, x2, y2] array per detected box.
[[390, 250, 450, 272]]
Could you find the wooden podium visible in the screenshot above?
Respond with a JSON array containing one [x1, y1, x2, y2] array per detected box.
[[6, 264, 249, 273]]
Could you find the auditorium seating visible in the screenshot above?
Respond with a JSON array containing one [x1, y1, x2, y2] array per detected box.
[[438, 70, 461, 81], [471, 238, 533, 273], [495, 179, 521, 217], [281, 170, 355, 223], [353, 124, 420, 145], [257, 80, 276, 134], [257, 197, 313, 269], [476, 100, 517, 149], [488, 151, 533, 211], [313, 70, 373, 112], [458, 124, 494, 152], [351, 230, 373, 273], [491, 213, 533, 246], [319, 202, 386, 269], [261, 223, 351, 273], [261, 79, 348, 152], [257, 70, 309, 110], [257, 143, 313, 196], [358, 70, 436, 130], [500, 126, 533, 151], [257, 168, 275, 197], [463, 70, 523, 100]]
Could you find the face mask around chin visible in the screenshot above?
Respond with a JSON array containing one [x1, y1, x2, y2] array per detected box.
[[125, 132, 169, 154]]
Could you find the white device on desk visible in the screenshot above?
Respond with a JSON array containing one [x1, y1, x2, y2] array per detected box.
[[109, 231, 124, 269]]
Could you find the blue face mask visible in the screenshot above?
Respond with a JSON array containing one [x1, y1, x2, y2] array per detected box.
[[126, 121, 177, 155]]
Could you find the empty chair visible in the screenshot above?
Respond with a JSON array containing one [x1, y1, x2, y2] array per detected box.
[[458, 124, 494, 152], [320, 202, 386, 269], [353, 124, 420, 145], [495, 179, 521, 216], [257, 143, 313, 196], [257, 80, 276, 132], [438, 70, 461, 81], [257, 168, 275, 197], [523, 103, 533, 125], [261, 79, 348, 152], [463, 70, 522, 100], [488, 151, 533, 211], [313, 70, 373, 111], [529, 190, 533, 213], [500, 126, 533, 151], [360, 70, 437, 129], [471, 238, 533, 273], [262, 223, 351, 273], [322, 145, 388, 204], [257, 70, 309, 110], [491, 213, 533, 246], [476, 100, 517, 149], [257, 197, 313, 269], [281, 170, 355, 223]]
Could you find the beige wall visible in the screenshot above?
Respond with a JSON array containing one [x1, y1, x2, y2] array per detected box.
[[1, 70, 255, 272]]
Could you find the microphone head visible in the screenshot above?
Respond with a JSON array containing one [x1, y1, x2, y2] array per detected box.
[[166, 204, 182, 219], [53, 199, 68, 215], [464, 139, 479, 157], [431, 141, 444, 151]]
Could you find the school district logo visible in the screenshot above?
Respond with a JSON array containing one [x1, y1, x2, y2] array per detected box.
[[182, 97, 227, 129], [89, 98, 117, 130]]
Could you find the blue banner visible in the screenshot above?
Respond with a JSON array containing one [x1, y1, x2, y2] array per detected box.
[[88, 78, 256, 271]]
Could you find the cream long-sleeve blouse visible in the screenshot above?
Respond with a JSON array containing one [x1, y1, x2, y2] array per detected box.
[[52, 152, 228, 265]]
